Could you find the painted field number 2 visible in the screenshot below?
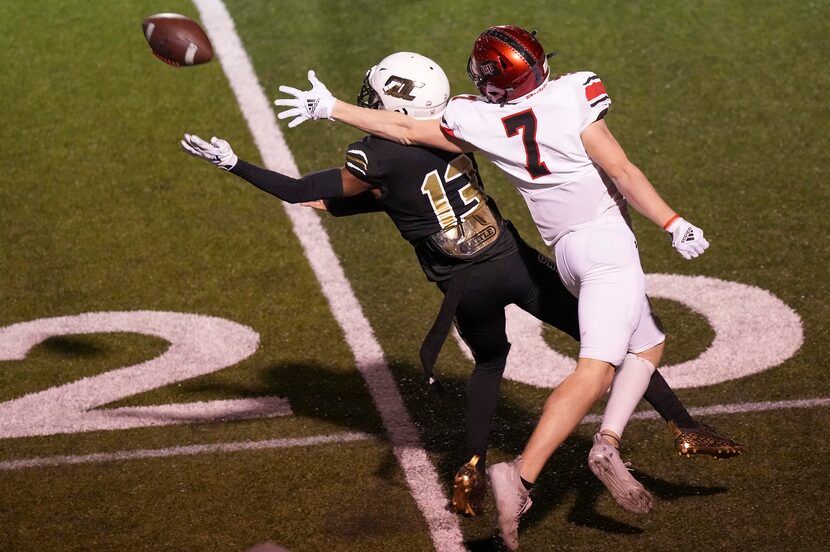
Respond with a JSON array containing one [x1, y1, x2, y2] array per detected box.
[[0, 311, 291, 440]]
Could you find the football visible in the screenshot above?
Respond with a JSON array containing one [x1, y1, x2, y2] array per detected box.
[[142, 13, 213, 67]]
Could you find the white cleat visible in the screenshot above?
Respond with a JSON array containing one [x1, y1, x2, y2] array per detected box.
[[488, 456, 532, 551], [588, 433, 653, 514]]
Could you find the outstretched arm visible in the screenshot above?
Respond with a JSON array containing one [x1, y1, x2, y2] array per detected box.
[[581, 120, 709, 259], [320, 191, 384, 217], [230, 160, 369, 203], [330, 100, 469, 152], [180, 133, 371, 202], [273, 70, 472, 152]]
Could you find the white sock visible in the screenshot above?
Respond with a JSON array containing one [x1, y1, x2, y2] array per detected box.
[[600, 353, 656, 441]]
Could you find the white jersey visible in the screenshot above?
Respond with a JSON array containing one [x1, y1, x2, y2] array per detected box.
[[441, 71, 627, 245]]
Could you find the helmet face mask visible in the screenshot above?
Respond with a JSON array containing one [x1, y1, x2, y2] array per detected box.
[[467, 26, 551, 105], [355, 52, 450, 119], [357, 69, 383, 111]]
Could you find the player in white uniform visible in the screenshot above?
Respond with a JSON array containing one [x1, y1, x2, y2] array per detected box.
[[439, 71, 669, 365], [275, 25, 711, 550]]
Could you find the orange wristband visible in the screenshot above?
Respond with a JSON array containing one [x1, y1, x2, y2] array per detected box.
[[662, 214, 681, 231]]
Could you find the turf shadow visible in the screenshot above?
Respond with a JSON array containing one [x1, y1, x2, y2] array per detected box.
[[387, 362, 733, 539], [40, 335, 107, 357], [175, 358, 728, 538], [637, 472, 728, 502], [176, 361, 387, 435]]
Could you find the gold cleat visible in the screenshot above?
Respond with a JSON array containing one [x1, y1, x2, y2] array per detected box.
[[452, 454, 486, 516], [669, 421, 746, 458]]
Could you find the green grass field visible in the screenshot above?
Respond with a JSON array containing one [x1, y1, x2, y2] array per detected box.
[[1, 1, 828, 550]]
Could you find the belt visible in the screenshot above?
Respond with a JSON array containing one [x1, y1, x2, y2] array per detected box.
[[428, 200, 502, 258]]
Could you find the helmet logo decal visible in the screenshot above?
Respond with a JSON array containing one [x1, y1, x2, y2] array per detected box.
[[479, 61, 498, 77], [382, 76, 425, 101]]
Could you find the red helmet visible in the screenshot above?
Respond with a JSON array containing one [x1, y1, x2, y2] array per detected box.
[[466, 26, 552, 105]]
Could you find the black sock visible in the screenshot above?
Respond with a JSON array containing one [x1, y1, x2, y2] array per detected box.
[[465, 363, 505, 465], [643, 370, 696, 427], [520, 477, 535, 491], [673, 415, 698, 429]]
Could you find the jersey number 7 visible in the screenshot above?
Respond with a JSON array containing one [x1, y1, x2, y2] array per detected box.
[[502, 109, 551, 179]]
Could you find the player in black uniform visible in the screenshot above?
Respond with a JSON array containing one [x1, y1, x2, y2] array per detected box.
[[181, 52, 743, 517]]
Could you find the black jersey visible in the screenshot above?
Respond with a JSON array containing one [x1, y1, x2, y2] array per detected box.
[[343, 135, 517, 282]]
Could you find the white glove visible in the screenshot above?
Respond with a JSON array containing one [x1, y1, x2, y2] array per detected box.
[[665, 216, 709, 260], [273, 70, 336, 128], [180, 134, 238, 171]]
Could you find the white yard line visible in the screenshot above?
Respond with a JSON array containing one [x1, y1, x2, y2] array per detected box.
[[4, 397, 827, 472], [580, 396, 830, 424], [0, 432, 371, 471], [191, 1, 466, 550]]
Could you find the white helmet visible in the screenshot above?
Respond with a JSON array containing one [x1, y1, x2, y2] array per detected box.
[[357, 52, 450, 119]]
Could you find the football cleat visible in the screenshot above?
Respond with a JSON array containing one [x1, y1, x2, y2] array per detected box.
[[488, 456, 532, 551], [452, 454, 486, 517], [588, 433, 653, 514], [669, 421, 745, 458]]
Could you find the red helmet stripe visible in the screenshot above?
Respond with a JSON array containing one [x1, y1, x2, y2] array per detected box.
[[483, 28, 538, 68]]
